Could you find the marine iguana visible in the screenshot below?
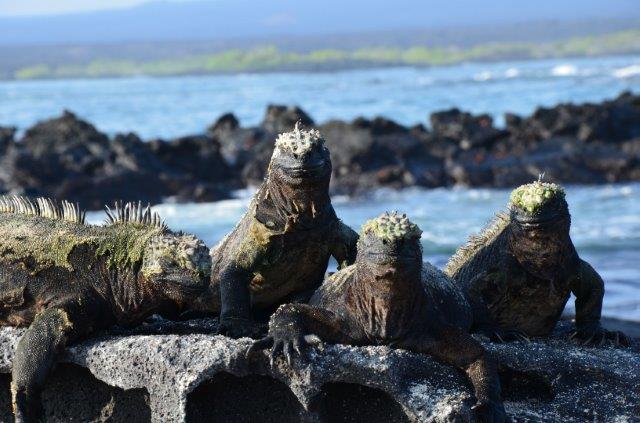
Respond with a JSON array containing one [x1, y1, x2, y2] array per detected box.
[[445, 180, 628, 346], [0, 196, 211, 423], [193, 124, 358, 338], [250, 212, 506, 422]]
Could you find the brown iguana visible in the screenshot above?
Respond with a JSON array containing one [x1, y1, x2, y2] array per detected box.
[[0, 196, 211, 423], [250, 212, 506, 422], [445, 180, 628, 346], [192, 124, 358, 338]]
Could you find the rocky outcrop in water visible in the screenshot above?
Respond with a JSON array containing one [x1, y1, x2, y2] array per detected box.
[[0, 319, 637, 422], [1, 92, 639, 208]]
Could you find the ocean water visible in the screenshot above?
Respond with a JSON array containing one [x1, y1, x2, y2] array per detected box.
[[1, 55, 640, 138], [85, 183, 640, 322], [2, 55, 640, 322]]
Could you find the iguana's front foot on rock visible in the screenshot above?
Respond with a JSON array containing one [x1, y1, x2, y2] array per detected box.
[[472, 400, 507, 423], [482, 328, 530, 343], [569, 325, 629, 347], [247, 312, 322, 366], [218, 317, 266, 339]]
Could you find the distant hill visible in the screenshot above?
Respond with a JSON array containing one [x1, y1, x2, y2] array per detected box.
[[4, 28, 640, 80], [1, 0, 640, 46]]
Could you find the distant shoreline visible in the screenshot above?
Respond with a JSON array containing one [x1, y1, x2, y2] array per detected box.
[[6, 29, 640, 81], [3, 52, 640, 84]]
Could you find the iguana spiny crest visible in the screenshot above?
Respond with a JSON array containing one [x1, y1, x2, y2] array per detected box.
[[358, 212, 423, 264], [105, 200, 166, 229], [360, 211, 422, 243], [0, 195, 85, 224], [273, 122, 324, 157], [509, 180, 565, 215]]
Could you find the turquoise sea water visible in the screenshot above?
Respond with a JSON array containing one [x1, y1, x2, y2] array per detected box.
[[2, 55, 639, 321], [1, 55, 640, 138]]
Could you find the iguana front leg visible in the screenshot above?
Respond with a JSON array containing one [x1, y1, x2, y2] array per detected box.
[[218, 265, 265, 338], [11, 303, 96, 423], [330, 221, 359, 269], [248, 304, 363, 365], [569, 260, 629, 347], [397, 325, 506, 423]]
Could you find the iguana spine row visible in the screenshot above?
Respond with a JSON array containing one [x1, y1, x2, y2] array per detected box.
[[0, 195, 86, 224], [444, 211, 510, 277], [105, 200, 166, 229], [0, 196, 167, 230]]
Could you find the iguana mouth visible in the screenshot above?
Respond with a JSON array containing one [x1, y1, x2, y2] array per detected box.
[[513, 212, 568, 229], [364, 251, 418, 261], [514, 216, 557, 228], [282, 162, 327, 177]]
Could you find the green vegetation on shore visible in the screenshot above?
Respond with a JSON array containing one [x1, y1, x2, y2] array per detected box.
[[12, 29, 640, 80]]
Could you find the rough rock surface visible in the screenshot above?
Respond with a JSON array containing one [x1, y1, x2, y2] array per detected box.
[[0, 319, 637, 423]]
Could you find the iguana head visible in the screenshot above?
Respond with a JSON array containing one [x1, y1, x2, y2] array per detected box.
[[508, 180, 569, 227], [508, 180, 574, 277], [357, 212, 423, 266], [268, 123, 331, 187], [141, 232, 211, 302]]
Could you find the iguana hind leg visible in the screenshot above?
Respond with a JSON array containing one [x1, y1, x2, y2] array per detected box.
[[11, 304, 95, 423]]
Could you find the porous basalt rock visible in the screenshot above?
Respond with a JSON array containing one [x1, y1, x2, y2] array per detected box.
[[0, 319, 637, 423]]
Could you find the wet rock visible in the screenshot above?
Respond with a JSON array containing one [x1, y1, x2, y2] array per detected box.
[[112, 132, 166, 174], [0, 111, 113, 205], [149, 135, 233, 183], [240, 137, 276, 186], [0, 126, 16, 155], [0, 112, 235, 208], [3, 92, 640, 206], [207, 112, 239, 137], [0, 319, 637, 423], [430, 109, 506, 150], [261, 105, 314, 134], [215, 127, 270, 171]]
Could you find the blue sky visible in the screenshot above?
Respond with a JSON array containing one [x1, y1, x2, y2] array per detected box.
[[0, 0, 190, 16], [2, 0, 639, 18]]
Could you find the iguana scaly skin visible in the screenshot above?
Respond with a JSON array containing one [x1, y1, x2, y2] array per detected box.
[[0, 196, 211, 423], [445, 180, 628, 346], [250, 212, 506, 423], [192, 124, 358, 338]]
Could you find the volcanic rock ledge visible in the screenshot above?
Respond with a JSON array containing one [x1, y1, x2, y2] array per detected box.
[[1, 91, 640, 209], [0, 320, 637, 423]]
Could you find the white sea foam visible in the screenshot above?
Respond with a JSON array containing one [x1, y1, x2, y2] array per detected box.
[[551, 64, 579, 76], [473, 71, 493, 81], [504, 68, 520, 78], [613, 64, 640, 79]]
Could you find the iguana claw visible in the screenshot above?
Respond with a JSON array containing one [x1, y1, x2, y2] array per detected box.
[[569, 327, 629, 348]]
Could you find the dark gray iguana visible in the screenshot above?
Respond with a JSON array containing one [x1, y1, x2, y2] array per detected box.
[[250, 212, 506, 422], [444, 180, 628, 346], [0, 196, 211, 423], [191, 124, 359, 338]]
